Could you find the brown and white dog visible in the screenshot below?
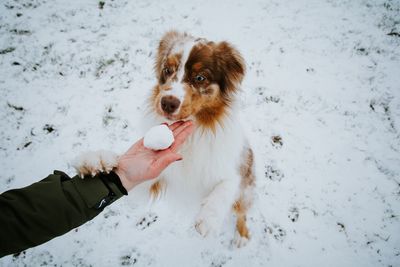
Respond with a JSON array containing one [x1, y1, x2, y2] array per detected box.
[[74, 31, 255, 247]]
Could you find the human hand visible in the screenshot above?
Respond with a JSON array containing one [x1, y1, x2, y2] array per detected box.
[[115, 120, 194, 191]]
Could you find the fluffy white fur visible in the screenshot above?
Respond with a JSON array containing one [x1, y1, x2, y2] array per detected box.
[[141, 103, 247, 237]]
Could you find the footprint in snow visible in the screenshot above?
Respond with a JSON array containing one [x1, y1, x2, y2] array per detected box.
[[288, 207, 299, 222], [265, 224, 286, 242], [136, 212, 158, 230]]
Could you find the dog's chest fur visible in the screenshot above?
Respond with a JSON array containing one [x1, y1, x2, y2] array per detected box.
[[143, 110, 245, 200]]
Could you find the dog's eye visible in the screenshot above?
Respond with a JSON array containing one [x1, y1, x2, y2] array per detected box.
[[194, 75, 206, 83], [163, 67, 172, 76]]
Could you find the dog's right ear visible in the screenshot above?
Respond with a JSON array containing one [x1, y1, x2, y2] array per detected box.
[[155, 31, 181, 80]]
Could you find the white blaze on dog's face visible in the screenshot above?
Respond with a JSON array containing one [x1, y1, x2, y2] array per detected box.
[[151, 31, 245, 131]]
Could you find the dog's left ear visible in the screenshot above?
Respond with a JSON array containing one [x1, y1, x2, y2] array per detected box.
[[214, 41, 245, 95]]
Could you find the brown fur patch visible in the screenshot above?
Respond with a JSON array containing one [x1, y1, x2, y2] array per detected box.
[[150, 180, 163, 199], [237, 216, 250, 239], [233, 147, 255, 239], [166, 54, 181, 67], [213, 42, 246, 97], [233, 198, 250, 239], [240, 148, 255, 187], [195, 104, 226, 133], [192, 62, 203, 71]]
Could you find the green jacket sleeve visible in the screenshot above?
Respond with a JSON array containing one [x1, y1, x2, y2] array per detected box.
[[0, 170, 127, 258]]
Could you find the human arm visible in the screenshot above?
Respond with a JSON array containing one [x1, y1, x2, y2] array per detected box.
[[0, 121, 194, 257], [0, 171, 122, 258]]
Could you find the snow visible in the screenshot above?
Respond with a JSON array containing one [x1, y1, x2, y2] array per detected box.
[[0, 0, 399, 266], [143, 125, 174, 150]]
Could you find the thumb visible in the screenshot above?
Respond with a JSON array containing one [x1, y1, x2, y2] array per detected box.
[[152, 153, 182, 173]]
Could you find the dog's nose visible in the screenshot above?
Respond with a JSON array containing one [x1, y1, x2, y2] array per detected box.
[[161, 96, 181, 114]]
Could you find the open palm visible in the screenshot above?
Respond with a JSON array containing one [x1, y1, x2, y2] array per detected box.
[[115, 121, 194, 191]]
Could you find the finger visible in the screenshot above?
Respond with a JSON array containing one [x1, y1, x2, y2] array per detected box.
[[152, 153, 182, 173], [172, 120, 193, 138], [170, 124, 195, 152], [168, 121, 184, 131]]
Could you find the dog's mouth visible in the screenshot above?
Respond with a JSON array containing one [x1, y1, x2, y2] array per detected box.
[[163, 113, 191, 122], [157, 109, 192, 123], [164, 113, 177, 121], [156, 104, 188, 122]]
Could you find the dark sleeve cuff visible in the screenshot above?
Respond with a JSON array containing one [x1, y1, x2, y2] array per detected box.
[[104, 171, 128, 196], [68, 171, 127, 210]]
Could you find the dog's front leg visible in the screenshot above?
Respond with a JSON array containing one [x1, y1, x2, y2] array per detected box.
[[195, 178, 239, 237], [72, 150, 119, 178]]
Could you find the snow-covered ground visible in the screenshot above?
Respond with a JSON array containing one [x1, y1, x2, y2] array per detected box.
[[1, 0, 399, 266]]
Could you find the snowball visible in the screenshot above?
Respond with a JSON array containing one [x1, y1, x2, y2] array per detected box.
[[143, 124, 174, 150]]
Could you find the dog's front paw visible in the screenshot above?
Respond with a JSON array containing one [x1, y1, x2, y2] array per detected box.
[[194, 210, 221, 237], [72, 150, 119, 178], [232, 230, 250, 248]]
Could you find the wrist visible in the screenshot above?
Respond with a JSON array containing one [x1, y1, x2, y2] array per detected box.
[[114, 167, 139, 192]]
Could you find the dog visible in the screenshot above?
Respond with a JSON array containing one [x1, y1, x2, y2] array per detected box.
[[73, 31, 255, 247]]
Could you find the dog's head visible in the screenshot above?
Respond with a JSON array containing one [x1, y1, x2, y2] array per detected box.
[[150, 31, 245, 131]]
